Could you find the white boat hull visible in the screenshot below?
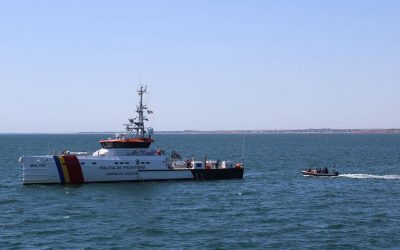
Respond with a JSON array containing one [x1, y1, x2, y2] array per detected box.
[[20, 155, 243, 184]]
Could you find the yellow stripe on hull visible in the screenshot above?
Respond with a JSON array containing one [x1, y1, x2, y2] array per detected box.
[[59, 156, 71, 183]]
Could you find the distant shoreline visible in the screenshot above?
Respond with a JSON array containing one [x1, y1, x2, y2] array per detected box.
[[155, 129, 400, 135], [2, 129, 400, 135]]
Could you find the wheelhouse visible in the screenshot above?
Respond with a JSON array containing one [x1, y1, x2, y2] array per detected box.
[[100, 138, 154, 149]]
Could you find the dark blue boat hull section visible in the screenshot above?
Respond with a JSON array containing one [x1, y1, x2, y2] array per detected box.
[[191, 168, 244, 180]]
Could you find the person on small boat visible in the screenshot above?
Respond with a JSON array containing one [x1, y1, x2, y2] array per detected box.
[[323, 167, 328, 173], [317, 168, 321, 173]]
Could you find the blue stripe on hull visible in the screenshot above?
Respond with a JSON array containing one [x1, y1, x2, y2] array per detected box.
[[53, 156, 65, 184]]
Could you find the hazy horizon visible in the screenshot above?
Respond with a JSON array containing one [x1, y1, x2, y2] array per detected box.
[[2, 128, 400, 135], [1, 1, 399, 133]]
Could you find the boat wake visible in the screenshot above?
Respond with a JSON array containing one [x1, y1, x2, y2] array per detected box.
[[339, 174, 400, 180]]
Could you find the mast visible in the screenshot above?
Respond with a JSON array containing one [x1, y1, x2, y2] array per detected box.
[[125, 85, 149, 138]]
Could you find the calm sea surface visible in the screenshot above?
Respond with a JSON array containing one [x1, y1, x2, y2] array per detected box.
[[1, 134, 400, 249]]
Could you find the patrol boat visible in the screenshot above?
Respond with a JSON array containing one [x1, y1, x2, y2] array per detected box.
[[19, 86, 244, 184], [301, 167, 339, 177]]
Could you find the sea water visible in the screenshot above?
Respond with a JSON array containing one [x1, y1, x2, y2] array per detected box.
[[1, 134, 400, 249]]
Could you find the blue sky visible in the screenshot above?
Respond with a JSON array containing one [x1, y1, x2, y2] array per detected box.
[[1, 1, 399, 132]]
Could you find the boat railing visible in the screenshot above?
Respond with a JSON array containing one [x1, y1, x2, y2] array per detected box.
[[61, 151, 89, 156], [128, 149, 166, 156]]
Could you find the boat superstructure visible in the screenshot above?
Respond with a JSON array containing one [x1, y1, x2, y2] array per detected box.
[[19, 86, 244, 184]]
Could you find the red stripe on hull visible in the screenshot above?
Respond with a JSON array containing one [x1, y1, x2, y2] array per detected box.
[[63, 155, 85, 183]]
